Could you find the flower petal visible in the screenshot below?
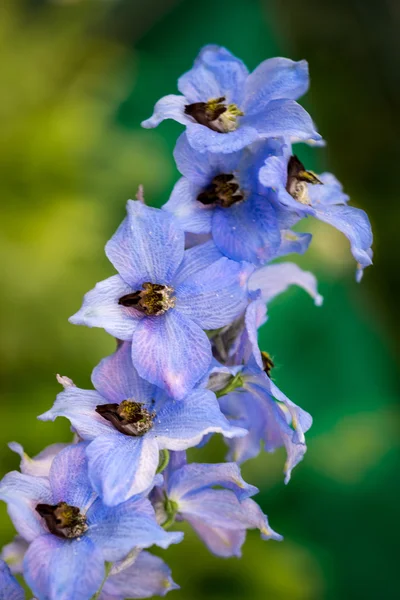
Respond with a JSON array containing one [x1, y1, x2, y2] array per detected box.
[[187, 518, 245, 558], [249, 262, 323, 306], [173, 240, 223, 287], [38, 386, 114, 440], [163, 177, 212, 234], [185, 122, 259, 154], [24, 534, 104, 600], [69, 275, 139, 340], [8, 442, 69, 478], [131, 310, 212, 400], [155, 388, 247, 450], [178, 45, 248, 105], [0, 560, 25, 600], [247, 99, 322, 143], [141, 95, 192, 128], [87, 498, 183, 561], [176, 257, 253, 329], [105, 201, 185, 288], [212, 194, 281, 264], [49, 443, 94, 511], [308, 172, 349, 205], [168, 462, 258, 503], [91, 341, 154, 405], [86, 435, 159, 505], [244, 58, 309, 115], [0, 472, 51, 542], [101, 551, 178, 600], [1, 536, 28, 575]]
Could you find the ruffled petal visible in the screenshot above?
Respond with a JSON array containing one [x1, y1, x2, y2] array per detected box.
[[176, 257, 253, 329], [178, 45, 249, 105], [38, 386, 114, 440], [105, 201, 185, 288], [24, 534, 104, 600], [87, 498, 183, 561], [308, 172, 349, 205], [8, 442, 68, 478], [101, 551, 178, 600], [86, 434, 159, 505], [49, 443, 94, 511], [185, 122, 260, 155], [245, 58, 309, 115], [131, 310, 212, 400], [212, 194, 281, 264], [187, 518, 245, 558], [154, 388, 247, 450], [141, 95, 192, 128], [69, 275, 139, 340], [0, 472, 51, 542], [91, 341, 154, 405], [163, 177, 212, 234], [247, 99, 322, 143], [168, 462, 257, 502], [249, 262, 323, 306], [173, 132, 242, 185], [0, 560, 25, 600], [315, 204, 373, 268]]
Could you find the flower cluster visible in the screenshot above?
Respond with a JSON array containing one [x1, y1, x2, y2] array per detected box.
[[0, 45, 372, 600]]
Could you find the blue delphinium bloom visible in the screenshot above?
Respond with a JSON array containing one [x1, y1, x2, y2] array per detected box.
[[0, 560, 25, 600], [39, 342, 246, 506], [142, 45, 322, 154], [0, 444, 182, 600], [100, 551, 178, 600], [164, 135, 309, 264], [151, 452, 282, 558], [70, 200, 253, 399], [259, 145, 373, 277]]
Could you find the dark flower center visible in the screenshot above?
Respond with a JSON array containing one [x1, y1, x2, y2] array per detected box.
[[184, 96, 244, 133], [261, 351, 274, 377], [119, 282, 176, 316], [197, 174, 244, 208], [96, 400, 155, 436], [36, 502, 88, 539], [286, 155, 322, 205]]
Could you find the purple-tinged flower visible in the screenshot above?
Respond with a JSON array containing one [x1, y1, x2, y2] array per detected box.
[[152, 453, 281, 558], [142, 45, 321, 154], [260, 147, 373, 277], [164, 136, 308, 264], [216, 361, 312, 482], [0, 444, 182, 600], [70, 200, 253, 399], [100, 552, 178, 600], [8, 442, 69, 478], [39, 342, 246, 506], [0, 560, 25, 600]]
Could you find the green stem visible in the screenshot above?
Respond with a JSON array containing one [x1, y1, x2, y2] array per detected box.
[[91, 562, 113, 600], [215, 372, 244, 398], [156, 449, 170, 474]]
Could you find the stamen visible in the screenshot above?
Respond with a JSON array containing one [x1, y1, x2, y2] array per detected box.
[[197, 174, 244, 208], [96, 400, 155, 437], [261, 351, 274, 377], [286, 155, 322, 205], [119, 282, 176, 316], [36, 502, 88, 539], [185, 96, 244, 133]]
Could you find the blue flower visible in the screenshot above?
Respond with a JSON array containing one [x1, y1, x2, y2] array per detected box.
[[151, 452, 282, 558], [0, 560, 25, 600], [164, 135, 310, 264], [39, 342, 246, 506], [0, 444, 182, 600], [8, 442, 69, 478], [259, 146, 373, 277], [100, 551, 178, 600], [142, 45, 322, 154], [70, 200, 253, 399], [216, 361, 312, 483]]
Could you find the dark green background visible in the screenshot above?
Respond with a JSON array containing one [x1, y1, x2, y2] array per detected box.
[[1, 1, 399, 599]]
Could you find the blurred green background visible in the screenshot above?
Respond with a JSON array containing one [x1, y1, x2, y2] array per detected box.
[[1, 1, 399, 599]]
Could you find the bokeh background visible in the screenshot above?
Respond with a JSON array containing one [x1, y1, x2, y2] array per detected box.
[[1, 1, 399, 598]]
